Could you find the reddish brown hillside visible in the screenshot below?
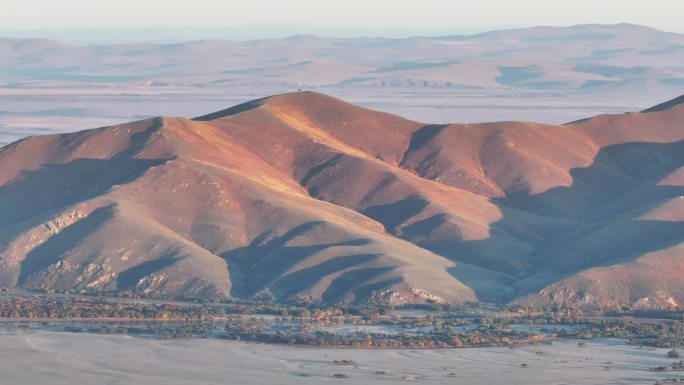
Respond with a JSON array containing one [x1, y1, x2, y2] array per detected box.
[[1, 91, 682, 308]]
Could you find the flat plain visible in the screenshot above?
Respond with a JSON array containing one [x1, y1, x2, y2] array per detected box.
[[0, 331, 678, 385]]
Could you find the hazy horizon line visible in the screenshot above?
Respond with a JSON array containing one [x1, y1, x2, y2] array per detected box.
[[0, 22, 679, 45]]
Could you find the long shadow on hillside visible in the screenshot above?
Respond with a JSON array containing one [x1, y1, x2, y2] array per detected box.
[[0, 121, 170, 228], [116, 253, 180, 291], [219, 221, 378, 300], [269, 254, 396, 303], [193, 96, 270, 121], [361, 132, 684, 302], [18, 204, 116, 286], [18, 201, 185, 291], [446, 138, 684, 302]]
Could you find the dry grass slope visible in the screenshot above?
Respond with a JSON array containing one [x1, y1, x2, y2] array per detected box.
[[1, 91, 682, 308]]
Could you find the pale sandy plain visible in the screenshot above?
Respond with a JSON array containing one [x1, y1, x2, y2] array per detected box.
[[0, 331, 679, 385]]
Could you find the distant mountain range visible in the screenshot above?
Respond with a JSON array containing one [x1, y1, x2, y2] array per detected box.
[[1, 24, 683, 93], [1, 91, 682, 309], [0, 24, 495, 43]]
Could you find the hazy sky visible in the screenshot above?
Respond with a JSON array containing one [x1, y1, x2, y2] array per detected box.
[[3, 0, 683, 35]]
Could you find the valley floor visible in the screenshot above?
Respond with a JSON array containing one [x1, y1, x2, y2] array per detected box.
[[0, 331, 678, 385]]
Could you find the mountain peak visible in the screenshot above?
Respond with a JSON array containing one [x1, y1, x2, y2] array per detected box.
[[642, 94, 684, 113], [193, 91, 345, 121]]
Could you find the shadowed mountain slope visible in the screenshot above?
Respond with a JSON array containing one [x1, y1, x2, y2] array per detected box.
[[642, 94, 684, 113], [1, 91, 683, 308]]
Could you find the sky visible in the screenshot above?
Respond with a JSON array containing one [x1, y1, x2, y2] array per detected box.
[[2, 0, 683, 39]]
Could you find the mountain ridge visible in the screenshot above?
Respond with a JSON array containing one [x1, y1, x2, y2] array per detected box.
[[0, 91, 683, 309]]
